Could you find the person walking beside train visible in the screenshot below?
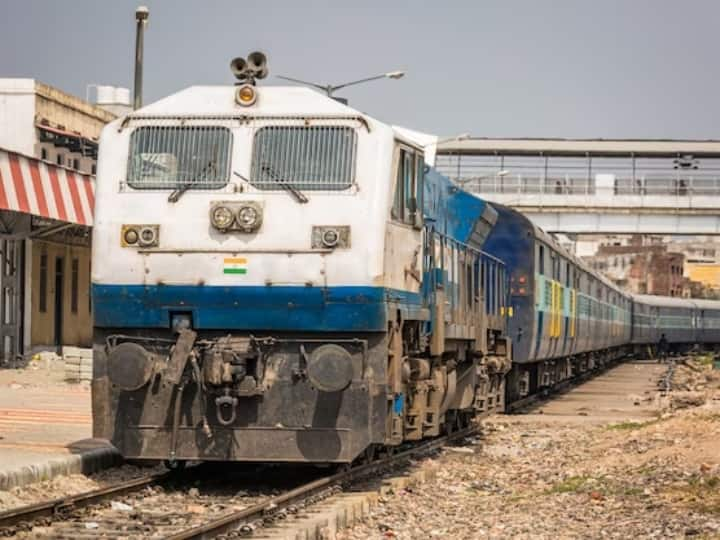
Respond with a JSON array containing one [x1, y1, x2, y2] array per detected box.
[[657, 333, 669, 363]]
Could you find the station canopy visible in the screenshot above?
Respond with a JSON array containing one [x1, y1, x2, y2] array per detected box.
[[0, 147, 94, 227]]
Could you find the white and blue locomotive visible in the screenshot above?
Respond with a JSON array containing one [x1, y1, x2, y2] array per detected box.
[[91, 56, 510, 464]]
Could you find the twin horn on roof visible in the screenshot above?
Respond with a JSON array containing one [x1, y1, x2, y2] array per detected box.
[[230, 52, 268, 84]]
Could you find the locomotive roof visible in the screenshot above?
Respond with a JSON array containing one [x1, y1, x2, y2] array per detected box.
[[121, 85, 376, 121]]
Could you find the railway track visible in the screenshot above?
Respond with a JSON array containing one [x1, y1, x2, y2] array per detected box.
[[0, 426, 477, 539]]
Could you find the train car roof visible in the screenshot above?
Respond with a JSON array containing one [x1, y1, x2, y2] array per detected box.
[[632, 294, 697, 308], [490, 203, 626, 296], [688, 298, 720, 310]]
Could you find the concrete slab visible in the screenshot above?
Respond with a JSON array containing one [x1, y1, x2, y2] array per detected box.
[[0, 363, 120, 490], [521, 360, 668, 424]]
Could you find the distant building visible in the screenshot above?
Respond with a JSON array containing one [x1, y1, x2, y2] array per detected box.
[[584, 244, 687, 297], [0, 79, 121, 361], [0, 79, 118, 174]]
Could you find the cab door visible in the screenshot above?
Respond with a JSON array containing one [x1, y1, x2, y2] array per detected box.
[[385, 144, 425, 295]]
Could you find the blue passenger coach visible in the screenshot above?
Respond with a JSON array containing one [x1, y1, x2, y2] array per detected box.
[[483, 205, 631, 401]]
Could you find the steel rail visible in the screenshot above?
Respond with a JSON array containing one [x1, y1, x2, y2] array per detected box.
[[0, 468, 179, 531], [165, 426, 478, 540]]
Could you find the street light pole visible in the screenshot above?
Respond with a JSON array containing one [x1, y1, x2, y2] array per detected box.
[[276, 71, 405, 98], [133, 6, 149, 110]]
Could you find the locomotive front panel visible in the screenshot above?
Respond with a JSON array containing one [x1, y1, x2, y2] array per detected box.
[[91, 86, 399, 463]]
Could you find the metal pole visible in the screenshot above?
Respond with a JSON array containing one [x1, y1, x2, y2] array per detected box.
[[133, 6, 149, 110]]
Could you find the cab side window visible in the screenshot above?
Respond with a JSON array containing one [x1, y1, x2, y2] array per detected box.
[[402, 151, 414, 223], [391, 145, 424, 228]]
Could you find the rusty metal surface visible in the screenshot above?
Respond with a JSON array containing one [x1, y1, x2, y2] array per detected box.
[[165, 329, 197, 385], [96, 329, 382, 463]]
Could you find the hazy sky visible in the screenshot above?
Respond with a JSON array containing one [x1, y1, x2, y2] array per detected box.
[[2, 1, 719, 139]]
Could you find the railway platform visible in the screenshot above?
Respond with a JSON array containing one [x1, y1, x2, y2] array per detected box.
[[0, 363, 119, 490], [524, 359, 668, 424]]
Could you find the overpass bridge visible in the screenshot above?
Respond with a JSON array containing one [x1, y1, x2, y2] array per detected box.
[[435, 138, 720, 235]]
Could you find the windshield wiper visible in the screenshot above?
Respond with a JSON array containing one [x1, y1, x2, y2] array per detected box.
[[168, 182, 193, 203], [260, 164, 309, 204], [168, 161, 218, 203]]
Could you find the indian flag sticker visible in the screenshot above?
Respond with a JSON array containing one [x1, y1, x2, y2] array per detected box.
[[223, 257, 247, 275]]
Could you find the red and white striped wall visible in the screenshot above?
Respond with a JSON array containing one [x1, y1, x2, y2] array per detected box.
[[0, 148, 94, 226]]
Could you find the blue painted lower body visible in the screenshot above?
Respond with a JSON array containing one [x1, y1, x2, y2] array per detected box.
[[92, 284, 424, 332]]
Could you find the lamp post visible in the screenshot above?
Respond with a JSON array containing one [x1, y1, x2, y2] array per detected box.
[[133, 6, 149, 110], [276, 71, 405, 102]]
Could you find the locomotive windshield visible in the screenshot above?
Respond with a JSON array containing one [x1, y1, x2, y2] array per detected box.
[[250, 126, 356, 191], [127, 126, 232, 189]]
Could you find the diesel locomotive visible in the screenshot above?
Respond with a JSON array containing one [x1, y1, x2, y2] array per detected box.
[[91, 54, 510, 465]]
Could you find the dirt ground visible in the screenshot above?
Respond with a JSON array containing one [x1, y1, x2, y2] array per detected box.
[[0, 357, 76, 389], [341, 358, 720, 539]]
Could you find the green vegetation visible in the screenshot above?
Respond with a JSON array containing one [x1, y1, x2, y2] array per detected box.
[[546, 475, 589, 494], [696, 353, 714, 366], [606, 418, 660, 431], [672, 475, 720, 515]]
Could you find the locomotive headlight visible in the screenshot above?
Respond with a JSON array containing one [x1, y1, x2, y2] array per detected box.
[[236, 203, 263, 232], [209, 201, 263, 233], [121, 224, 159, 247], [321, 228, 340, 248], [235, 84, 257, 106], [138, 225, 159, 247], [238, 206, 258, 226], [210, 205, 234, 231], [311, 226, 351, 249], [124, 228, 139, 245]]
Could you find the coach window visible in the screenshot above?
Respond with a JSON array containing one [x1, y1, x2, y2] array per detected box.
[[391, 146, 424, 228], [538, 244, 545, 275]]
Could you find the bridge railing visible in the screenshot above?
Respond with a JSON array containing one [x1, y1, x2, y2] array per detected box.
[[451, 175, 720, 197], [436, 153, 720, 202]]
